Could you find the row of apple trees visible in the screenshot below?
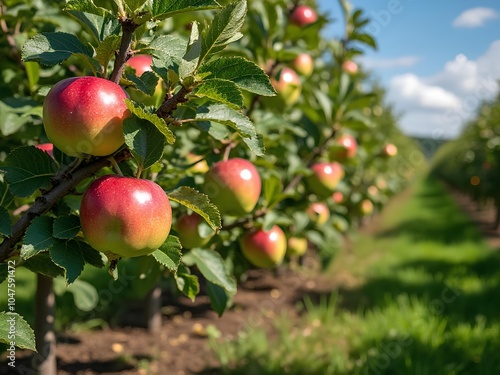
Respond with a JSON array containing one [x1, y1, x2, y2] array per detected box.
[[0, 0, 422, 373], [432, 86, 500, 227]]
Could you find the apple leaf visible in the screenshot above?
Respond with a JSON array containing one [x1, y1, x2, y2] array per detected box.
[[63, 279, 99, 312], [187, 104, 264, 156], [198, 57, 276, 96], [151, 235, 182, 272], [168, 186, 221, 231], [123, 116, 166, 170], [125, 71, 159, 96], [124, 99, 175, 144], [194, 79, 243, 109], [21, 32, 98, 71], [21, 216, 55, 259], [143, 35, 186, 77], [174, 271, 199, 301], [65, 10, 120, 43], [95, 34, 120, 68], [152, 0, 220, 20], [263, 172, 283, 209], [207, 281, 232, 317], [70, 239, 105, 268], [0, 181, 14, 208], [0, 146, 56, 197], [199, 0, 247, 66], [0, 207, 11, 237], [49, 239, 85, 285], [23, 252, 64, 279], [179, 21, 202, 80], [0, 312, 36, 352], [64, 0, 110, 16], [182, 248, 237, 295], [53, 215, 81, 239]]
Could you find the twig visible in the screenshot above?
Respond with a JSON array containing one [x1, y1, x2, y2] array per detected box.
[[220, 209, 267, 231], [109, 18, 138, 84]]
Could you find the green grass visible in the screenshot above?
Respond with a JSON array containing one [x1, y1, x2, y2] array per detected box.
[[206, 175, 500, 375]]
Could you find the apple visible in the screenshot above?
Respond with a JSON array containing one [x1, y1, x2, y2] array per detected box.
[[186, 152, 209, 174], [383, 143, 398, 157], [306, 202, 330, 225], [240, 225, 287, 268], [36, 143, 54, 158], [43, 76, 130, 157], [287, 237, 308, 257], [176, 213, 214, 249], [305, 162, 344, 198], [360, 199, 374, 216], [292, 53, 314, 77], [125, 54, 164, 107], [367, 185, 379, 197], [332, 191, 344, 204], [330, 134, 357, 161], [80, 175, 172, 258], [375, 177, 388, 191], [342, 60, 358, 74], [290, 5, 317, 27], [202, 158, 261, 217], [271, 67, 301, 106]]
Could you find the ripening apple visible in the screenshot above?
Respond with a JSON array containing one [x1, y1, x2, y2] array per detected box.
[[80, 175, 172, 258], [290, 5, 317, 27], [186, 152, 209, 174], [342, 60, 358, 74], [306, 202, 330, 225], [240, 225, 287, 268], [287, 237, 308, 257], [36, 143, 54, 158], [176, 213, 214, 249], [330, 133, 357, 161], [367, 185, 379, 197], [383, 143, 398, 157], [203, 158, 261, 217], [43, 76, 130, 157], [292, 53, 314, 77], [271, 67, 302, 106], [360, 199, 374, 216], [125, 54, 165, 107], [332, 191, 344, 204], [306, 162, 344, 198]]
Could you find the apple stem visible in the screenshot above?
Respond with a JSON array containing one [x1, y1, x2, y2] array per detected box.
[[136, 165, 143, 179], [109, 156, 124, 176]]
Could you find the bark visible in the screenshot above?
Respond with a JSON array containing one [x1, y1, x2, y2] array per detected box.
[[34, 274, 56, 375], [144, 283, 162, 333]]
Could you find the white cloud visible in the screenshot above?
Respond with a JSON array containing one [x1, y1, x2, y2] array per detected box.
[[362, 56, 421, 70], [453, 7, 499, 28]]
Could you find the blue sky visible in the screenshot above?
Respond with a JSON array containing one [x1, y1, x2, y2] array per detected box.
[[317, 0, 500, 139]]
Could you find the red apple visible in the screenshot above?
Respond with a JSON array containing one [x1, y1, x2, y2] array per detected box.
[[360, 199, 374, 216], [306, 202, 330, 225], [80, 175, 172, 258], [176, 213, 214, 249], [240, 225, 287, 268], [292, 53, 314, 77], [330, 134, 357, 161], [383, 143, 398, 157], [332, 191, 344, 204], [287, 237, 308, 257], [202, 158, 261, 217], [43, 76, 130, 157], [125, 54, 164, 107], [306, 162, 344, 198], [342, 60, 358, 74], [36, 143, 54, 158], [271, 67, 301, 106], [290, 5, 317, 27]]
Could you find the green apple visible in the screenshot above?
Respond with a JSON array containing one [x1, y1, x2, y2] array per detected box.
[[43, 76, 130, 157], [360, 199, 374, 216], [202, 158, 261, 217], [186, 152, 209, 174], [287, 237, 308, 257], [240, 225, 287, 268], [125, 54, 165, 107], [293, 53, 314, 77], [176, 213, 214, 249], [80, 175, 172, 258], [306, 162, 344, 198]]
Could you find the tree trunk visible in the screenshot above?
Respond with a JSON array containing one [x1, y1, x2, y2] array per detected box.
[[144, 283, 162, 333], [495, 199, 500, 230], [34, 274, 56, 375]]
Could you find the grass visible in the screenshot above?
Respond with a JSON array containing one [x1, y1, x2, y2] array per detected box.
[[206, 175, 500, 375]]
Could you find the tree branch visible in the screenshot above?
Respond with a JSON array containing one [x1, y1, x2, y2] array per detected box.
[[109, 18, 138, 84], [156, 86, 191, 119], [0, 149, 131, 262], [220, 209, 267, 231]]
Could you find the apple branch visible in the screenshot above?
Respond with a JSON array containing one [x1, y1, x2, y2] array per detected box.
[[220, 209, 267, 231], [0, 149, 131, 263], [109, 18, 139, 84], [156, 86, 191, 119]]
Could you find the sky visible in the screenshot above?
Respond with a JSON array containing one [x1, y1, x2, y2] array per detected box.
[[317, 0, 500, 139]]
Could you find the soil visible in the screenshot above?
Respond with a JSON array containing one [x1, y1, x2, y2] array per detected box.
[[3, 186, 499, 375]]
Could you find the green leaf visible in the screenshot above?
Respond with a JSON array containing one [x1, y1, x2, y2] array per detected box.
[[351, 33, 377, 50], [189, 104, 264, 156], [182, 248, 236, 294], [0, 181, 14, 208], [124, 99, 175, 144], [125, 71, 159, 96], [263, 173, 283, 209], [0, 207, 12, 237], [70, 239, 105, 268], [0, 312, 36, 351], [199, 0, 247, 65], [144, 35, 187, 75], [95, 34, 120, 68], [0, 264, 7, 284], [0, 146, 56, 197], [174, 272, 199, 301], [53, 215, 81, 239], [21, 32, 96, 69], [195, 79, 243, 108], [152, 0, 220, 20], [49, 240, 85, 285], [25, 61, 40, 92], [123, 116, 166, 170], [22, 216, 55, 259], [151, 235, 182, 271], [66, 279, 99, 311], [65, 10, 119, 43], [23, 252, 64, 278], [198, 57, 276, 96], [168, 186, 221, 230], [207, 281, 231, 317], [65, 0, 110, 16], [179, 21, 202, 80]]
